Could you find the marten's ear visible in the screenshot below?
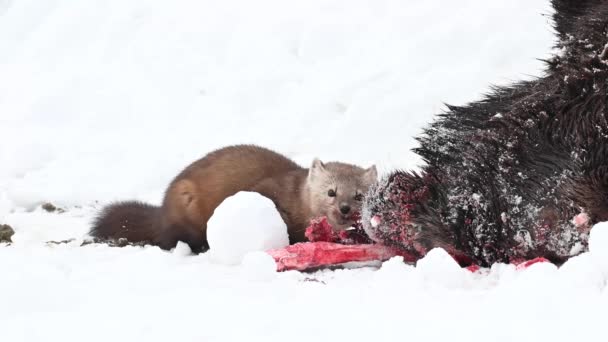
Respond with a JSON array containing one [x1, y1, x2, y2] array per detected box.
[[364, 165, 378, 184], [308, 158, 326, 181]]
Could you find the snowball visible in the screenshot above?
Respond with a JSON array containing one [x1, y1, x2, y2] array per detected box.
[[415, 248, 471, 289], [207, 192, 289, 265]]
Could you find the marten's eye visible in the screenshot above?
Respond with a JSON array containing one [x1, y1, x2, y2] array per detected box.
[[327, 189, 337, 197], [354, 193, 363, 201]]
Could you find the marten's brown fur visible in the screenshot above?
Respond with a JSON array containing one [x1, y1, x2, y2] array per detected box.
[[91, 145, 377, 252]]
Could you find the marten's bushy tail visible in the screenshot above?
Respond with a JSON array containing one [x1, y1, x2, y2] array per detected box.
[[91, 201, 161, 245], [90, 201, 207, 252]]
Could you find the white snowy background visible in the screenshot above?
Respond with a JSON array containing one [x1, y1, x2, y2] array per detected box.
[[1, 0, 608, 341]]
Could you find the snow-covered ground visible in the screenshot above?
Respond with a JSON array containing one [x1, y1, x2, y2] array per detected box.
[[2, 0, 607, 341]]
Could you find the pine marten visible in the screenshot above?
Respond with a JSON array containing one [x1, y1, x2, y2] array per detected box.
[[91, 145, 377, 253]]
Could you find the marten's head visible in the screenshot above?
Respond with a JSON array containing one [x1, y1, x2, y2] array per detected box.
[[307, 159, 377, 231]]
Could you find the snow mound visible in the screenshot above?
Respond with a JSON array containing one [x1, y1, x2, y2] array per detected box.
[[172, 241, 193, 256], [589, 221, 608, 272], [207, 191, 289, 265], [416, 248, 472, 288], [373, 256, 423, 290], [559, 253, 605, 291], [241, 251, 278, 281]]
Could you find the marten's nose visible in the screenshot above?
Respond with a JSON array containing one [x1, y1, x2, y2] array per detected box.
[[339, 204, 351, 215]]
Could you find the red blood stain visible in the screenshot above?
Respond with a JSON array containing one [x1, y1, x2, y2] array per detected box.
[[305, 215, 372, 245], [515, 257, 549, 270], [466, 264, 481, 273], [267, 242, 418, 272], [304, 217, 338, 243]]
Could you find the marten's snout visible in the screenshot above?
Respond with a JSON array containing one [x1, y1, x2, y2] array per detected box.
[[339, 203, 351, 215]]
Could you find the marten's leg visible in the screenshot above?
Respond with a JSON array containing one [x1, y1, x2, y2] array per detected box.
[[161, 179, 210, 253], [153, 222, 208, 253]]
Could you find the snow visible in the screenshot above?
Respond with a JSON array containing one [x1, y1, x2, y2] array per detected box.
[[416, 248, 473, 289], [241, 251, 279, 281], [2, 0, 608, 341], [589, 222, 608, 273], [207, 191, 289, 265]]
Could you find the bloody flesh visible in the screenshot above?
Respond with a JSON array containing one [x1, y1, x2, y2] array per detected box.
[[267, 242, 418, 272]]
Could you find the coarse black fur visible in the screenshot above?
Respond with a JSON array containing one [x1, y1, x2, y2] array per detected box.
[[363, 0, 608, 266]]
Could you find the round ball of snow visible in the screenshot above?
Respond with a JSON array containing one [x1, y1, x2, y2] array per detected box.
[[207, 191, 289, 265], [416, 248, 471, 289], [589, 222, 608, 272], [241, 251, 278, 281]]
